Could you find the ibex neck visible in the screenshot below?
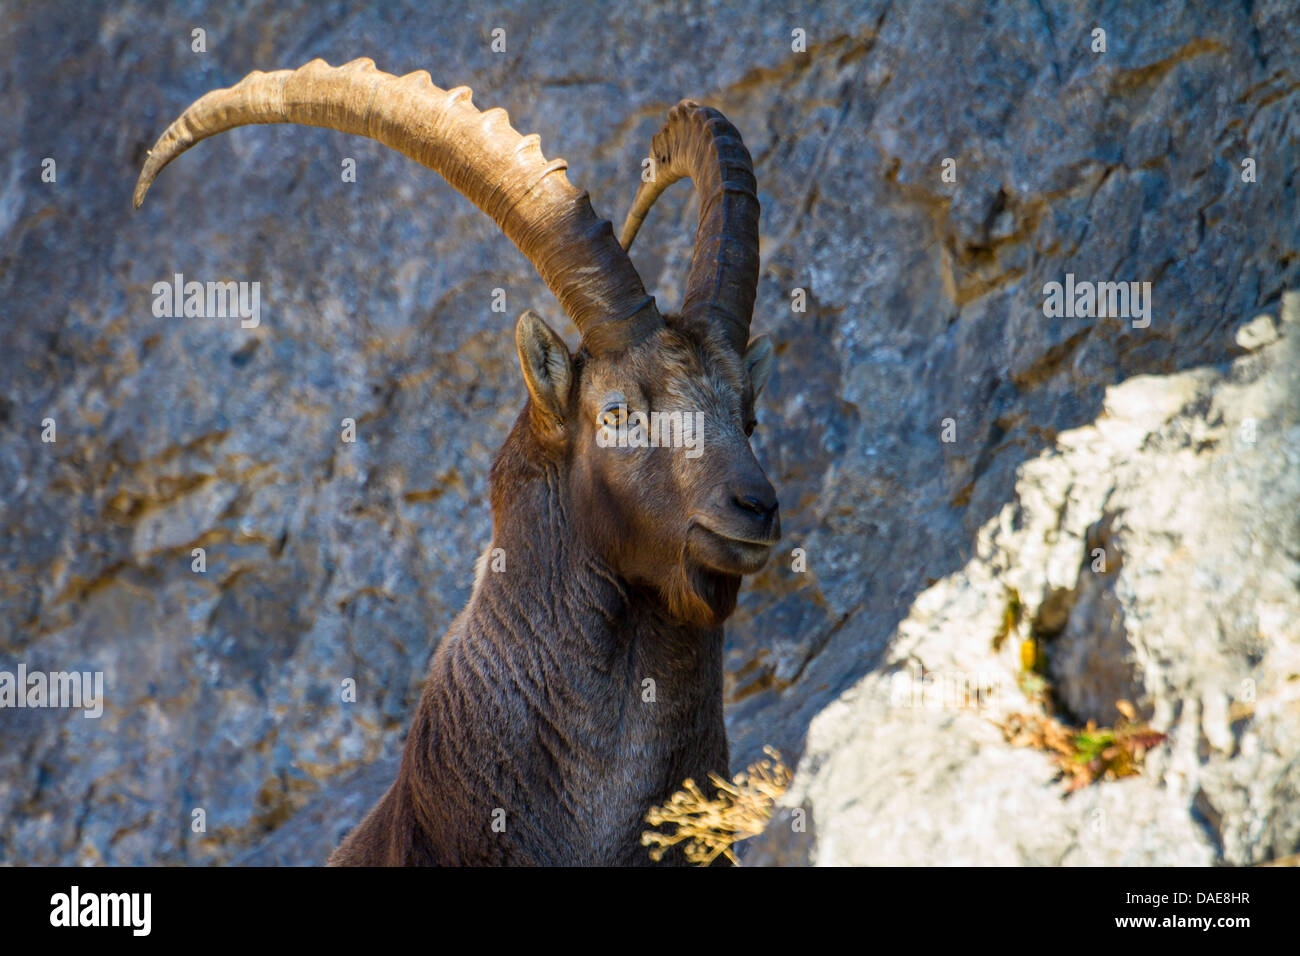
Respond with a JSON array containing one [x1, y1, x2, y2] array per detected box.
[[472, 455, 720, 706], [404, 448, 728, 865], [479, 462, 628, 657]]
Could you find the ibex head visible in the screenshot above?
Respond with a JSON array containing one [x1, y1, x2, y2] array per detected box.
[[135, 59, 779, 627]]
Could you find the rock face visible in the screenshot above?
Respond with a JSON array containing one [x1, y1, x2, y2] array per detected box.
[[1, 2, 1297, 866], [748, 296, 1300, 866]]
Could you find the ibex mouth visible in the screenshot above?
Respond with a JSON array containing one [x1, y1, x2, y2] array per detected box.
[[688, 522, 778, 575]]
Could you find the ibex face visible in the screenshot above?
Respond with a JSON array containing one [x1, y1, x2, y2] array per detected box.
[[135, 59, 774, 627], [517, 313, 778, 627]]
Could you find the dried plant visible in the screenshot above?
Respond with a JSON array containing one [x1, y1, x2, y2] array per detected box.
[[642, 746, 793, 866], [996, 700, 1167, 792]]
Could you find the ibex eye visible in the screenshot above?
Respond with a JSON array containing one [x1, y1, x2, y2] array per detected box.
[[600, 404, 628, 428]]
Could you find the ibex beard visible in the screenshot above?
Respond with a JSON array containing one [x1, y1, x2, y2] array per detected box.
[[135, 57, 779, 866]]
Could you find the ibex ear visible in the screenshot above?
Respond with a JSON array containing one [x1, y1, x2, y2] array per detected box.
[[516, 310, 573, 424], [744, 335, 775, 400]]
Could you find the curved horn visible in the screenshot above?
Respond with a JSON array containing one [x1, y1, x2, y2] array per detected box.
[[135, 57, 663, 353], [619, 100, 759, 356]]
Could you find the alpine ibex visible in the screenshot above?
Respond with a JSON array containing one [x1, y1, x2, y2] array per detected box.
[[135, 58, 779, 865]]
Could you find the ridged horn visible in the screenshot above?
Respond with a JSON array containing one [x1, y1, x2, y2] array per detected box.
[[134, 57, 664, 353], [619, 100, 759, 356]]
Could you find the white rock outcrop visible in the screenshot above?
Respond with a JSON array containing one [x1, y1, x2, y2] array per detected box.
[[752, 294, 1300, 866]]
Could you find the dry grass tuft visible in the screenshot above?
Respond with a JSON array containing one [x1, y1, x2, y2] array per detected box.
[[642, 746, 792, 866]]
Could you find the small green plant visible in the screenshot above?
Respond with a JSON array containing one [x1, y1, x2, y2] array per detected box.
[[997, 701, 1167, 792]]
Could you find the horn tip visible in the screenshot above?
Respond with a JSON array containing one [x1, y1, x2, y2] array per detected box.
[[132, 175, 152, 209]]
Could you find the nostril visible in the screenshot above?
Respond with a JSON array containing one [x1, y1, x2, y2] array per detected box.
[[734, 493, 776, 518]]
